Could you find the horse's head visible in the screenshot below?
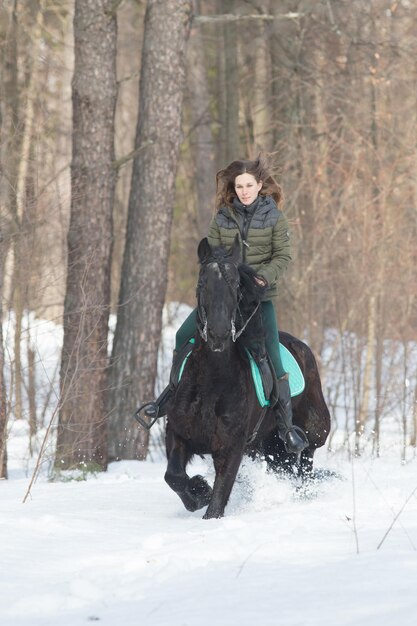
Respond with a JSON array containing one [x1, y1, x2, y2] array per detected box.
[[196, 235, 241, 352]]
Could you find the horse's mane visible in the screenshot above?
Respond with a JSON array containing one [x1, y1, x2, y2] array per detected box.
[[237, 263, 267, 357], [238, 264, 266, 304]]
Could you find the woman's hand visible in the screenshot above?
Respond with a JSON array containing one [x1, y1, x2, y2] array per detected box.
[[254, 275, 268, 288]]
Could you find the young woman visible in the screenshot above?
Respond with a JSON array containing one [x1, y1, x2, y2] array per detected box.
[[145, 156, 308, 454]]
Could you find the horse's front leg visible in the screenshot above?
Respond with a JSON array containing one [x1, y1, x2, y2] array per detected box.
[[165, 423, 212, 512], [203, 437, 246, 520]]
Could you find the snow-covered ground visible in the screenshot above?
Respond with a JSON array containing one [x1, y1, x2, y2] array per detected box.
[[1, 421, 417, 626], [2, 310, 417, 625]]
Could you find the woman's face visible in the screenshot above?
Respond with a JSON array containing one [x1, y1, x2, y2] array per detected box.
[[234, 173, 262, 205]]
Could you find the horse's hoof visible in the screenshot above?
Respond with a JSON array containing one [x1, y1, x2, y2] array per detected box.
[[180, 475, 212, 512], [189, 474, 212, 504], [202, 509, 223, 520], [187, 475, 213, 511]]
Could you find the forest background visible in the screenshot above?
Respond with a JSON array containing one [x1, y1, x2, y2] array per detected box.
[[0, 0, 416, 479]]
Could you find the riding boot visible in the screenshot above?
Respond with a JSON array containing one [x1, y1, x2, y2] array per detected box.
[[275, 374, 308, 454]]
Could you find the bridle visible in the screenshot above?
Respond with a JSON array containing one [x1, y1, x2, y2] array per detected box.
[[196, 257, 260, 344]]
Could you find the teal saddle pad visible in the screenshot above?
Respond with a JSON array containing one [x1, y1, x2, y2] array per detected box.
[[245, 344, 305, 407], [178, 340, 305, 408]]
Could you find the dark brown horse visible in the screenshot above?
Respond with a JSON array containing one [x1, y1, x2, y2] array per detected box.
[[164, 237, 330, 519]]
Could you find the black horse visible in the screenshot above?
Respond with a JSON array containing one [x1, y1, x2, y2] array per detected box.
[[164, 236, 330, 519]]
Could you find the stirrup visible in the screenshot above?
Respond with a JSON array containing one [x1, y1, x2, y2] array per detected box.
[[133, 402, 160, 430]]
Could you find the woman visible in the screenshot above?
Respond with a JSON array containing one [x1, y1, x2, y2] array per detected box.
[[145, 156, 308, 454]]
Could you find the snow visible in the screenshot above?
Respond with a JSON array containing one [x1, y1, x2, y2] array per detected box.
[[2, 422, 417, 626], [2, 309, 417, 625]]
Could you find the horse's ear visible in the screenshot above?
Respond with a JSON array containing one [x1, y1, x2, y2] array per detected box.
[[198, 237, 212, 263], [230, 233, 242, 264]]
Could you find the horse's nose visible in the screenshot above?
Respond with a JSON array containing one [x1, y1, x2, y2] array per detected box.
[[207, 328, 229, 352]]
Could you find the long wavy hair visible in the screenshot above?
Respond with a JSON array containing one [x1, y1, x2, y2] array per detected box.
[[215, 154, 283, 211]]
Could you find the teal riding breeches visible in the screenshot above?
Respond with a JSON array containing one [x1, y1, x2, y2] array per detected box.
[[175, 300, 285, 379]]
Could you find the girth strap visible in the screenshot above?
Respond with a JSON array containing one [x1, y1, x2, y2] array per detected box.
[[246, 406, 269, 445]]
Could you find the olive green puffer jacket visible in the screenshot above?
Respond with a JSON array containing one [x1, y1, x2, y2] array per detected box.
[[207, 195, 291, 299]]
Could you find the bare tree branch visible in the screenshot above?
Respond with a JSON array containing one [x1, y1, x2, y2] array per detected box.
[[192, 12, 302, 25], [113, 140, 154, 171]]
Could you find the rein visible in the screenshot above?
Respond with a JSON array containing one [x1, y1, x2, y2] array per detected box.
[[232, 301, 260, 342]]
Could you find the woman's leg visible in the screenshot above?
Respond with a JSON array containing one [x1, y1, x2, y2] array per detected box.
[[261, 301, 308, 454], [261, 301, 285, 378]]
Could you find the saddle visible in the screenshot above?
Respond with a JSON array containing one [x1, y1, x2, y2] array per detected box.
[[176, 339, 305, 408]]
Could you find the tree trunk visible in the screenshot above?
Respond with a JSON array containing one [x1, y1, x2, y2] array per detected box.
[[0, 0, 20, 479], [0, 47, 8, 476], [187, 25, 216, 237], [251, 15, 273, 154], [55, 0, 117, 470], [372, 328, 383, 458], [11, 3, 45, 422], [107, 0, 192, 461], [216, 0, 240, 166], [0, 234, 7, 479], [27, 327, 36, 454], [355, 294, 376, 455], [411, 370, 417, 450]]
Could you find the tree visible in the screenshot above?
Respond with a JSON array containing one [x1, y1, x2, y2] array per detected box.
[[55, 0, 118, 470], [0, 215, 7, 479], [107, 0, 192, 461], [216, 0, 240, 167], [187, 19, 216, 237], [0, 2, 14, 478]]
